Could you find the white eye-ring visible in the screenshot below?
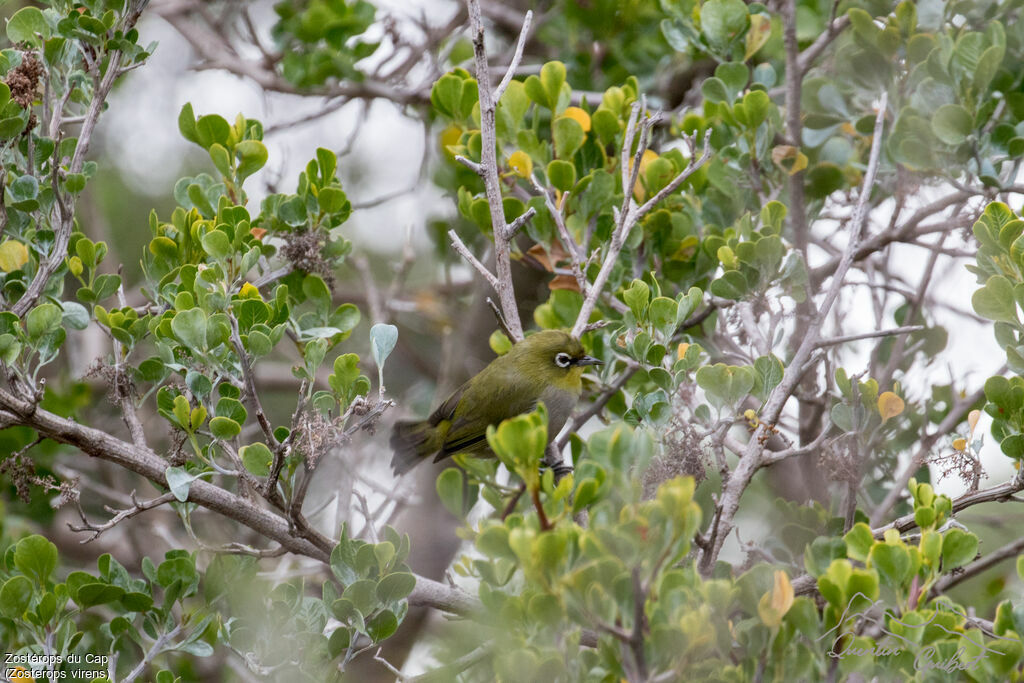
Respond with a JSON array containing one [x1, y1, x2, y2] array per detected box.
[[555, 352, 572, 368]]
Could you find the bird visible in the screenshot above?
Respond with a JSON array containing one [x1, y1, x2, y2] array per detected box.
[[389, 329, 601, 475]]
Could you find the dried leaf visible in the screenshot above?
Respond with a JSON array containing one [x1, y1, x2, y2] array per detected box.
[[967, 409, 981, 434], [548, 274, 580, 292]]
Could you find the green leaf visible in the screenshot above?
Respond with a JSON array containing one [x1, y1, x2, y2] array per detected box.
[[209, 143, 231, 178], [119, 591, 154, 612], [318, 186, 348, 214], [14, 535, 57, 585], [236, 300, 269, 331], [868, 542, 911, 588], [709, 270, 749, 299], [701, 77, 731, 104], [487, 405, 548, 477], [941, 529, 978, 570], [739, 89, 771, 129], [376, 573, 416, 604], [328, 627, 351, 658], [436, 468, 465, 517], [695, 363, 756, 409], [999, 434, 1024, 459], [931, 104, 972, 146], [240, 443, 273, 476], [974, 45, 1004, 93], [165, 466, 196, 502], [201, 230, 231, 260], [752, 354, 784, 401], [701, 0, 749, 50], [195, 114, 231, 150], [235, 140, 268, 183], [0, 575, 33, 617], [972, 275, 1018, 322], [623, 279, 650, 320], [7, 7, 50, 45], [843, 523, 874, 562], [8, 174, 38, 211], [76, 583, 126, 607], [553, 117, 585, 160], [343, 578, 378, 614], [366, 609, 398, 642], [178, 103, 199, 145], [591, 109, 620, 145], [209, 416, 241, 440], [316, 147, 337, 183], [648, 297, 678, 337], [171, 308, 208, 350], [715, 62, 749, 98], [25, 303, 62, 341], [539, 61, 567, 110], [546, 159, 576, 192], [370, 323, 398, 374]]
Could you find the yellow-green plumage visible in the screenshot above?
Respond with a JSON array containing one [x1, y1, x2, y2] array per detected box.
[[390, 330, 600, 474]]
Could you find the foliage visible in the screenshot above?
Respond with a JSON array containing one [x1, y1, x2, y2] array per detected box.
[[1, 0, 1024, 681]]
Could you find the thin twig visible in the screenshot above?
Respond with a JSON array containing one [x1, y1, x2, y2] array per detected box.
[[813, 325, 926, 349], [570, 128, 712, 337], [68, 491, 177, 543], [448, 229, 500, 290]]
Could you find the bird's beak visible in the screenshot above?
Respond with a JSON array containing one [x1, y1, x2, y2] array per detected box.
[[573, 355, 603, 366]]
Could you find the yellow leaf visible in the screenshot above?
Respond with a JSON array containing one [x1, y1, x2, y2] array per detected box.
[[745, 14, 772, 60], [771, 145, 808, 175], [562, 106, 591, 132], [0, 239, 29, 272], [952, 438, 967, 451], [757, 570, 794, 628], [968, 409, 981, 434], [439, 124, 462, 157], [9, 667, 34, 682], [878, 391, 905, 423], [629, 149, 660, 200], [238, 282, 262, 299], [249, 227, 267, 241], [508, 149, 533, 178], [677, 342, 690, 359]]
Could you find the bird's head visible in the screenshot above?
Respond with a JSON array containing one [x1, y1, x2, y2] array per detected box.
[[509, 329, 602, 390]]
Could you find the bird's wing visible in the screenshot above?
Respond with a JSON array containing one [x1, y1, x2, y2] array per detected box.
[[434, 359, 537, 458]]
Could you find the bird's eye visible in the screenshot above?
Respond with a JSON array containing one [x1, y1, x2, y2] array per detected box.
[[555, 352, 572, 368]]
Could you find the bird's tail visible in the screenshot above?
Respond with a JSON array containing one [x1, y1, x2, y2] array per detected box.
[[389, 420, 436, 475]]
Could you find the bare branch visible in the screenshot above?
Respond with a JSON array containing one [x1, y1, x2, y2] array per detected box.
[[875, 473, 1024, 538], [570, 128, 713, 338], [531, 178, 588, 293], [493, 11, 533, 102], [813, 325, 926, 349], [0, 389, 477, 618], [465, 0, 528, 340], [701, 93, 888, 572], [506, 205, 537, 238], [69, 491, 177, 543], [448, 229, 500, 291]]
